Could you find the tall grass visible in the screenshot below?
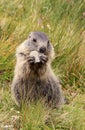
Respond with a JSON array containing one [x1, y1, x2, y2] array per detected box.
[[0, 0, 85, 90]]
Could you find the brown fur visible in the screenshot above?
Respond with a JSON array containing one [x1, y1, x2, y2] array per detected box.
[[11, 31, 64, 108]]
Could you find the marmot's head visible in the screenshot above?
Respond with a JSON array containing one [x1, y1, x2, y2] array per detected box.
[[26, 32, 54, 61], [25, 32, 55, 75]]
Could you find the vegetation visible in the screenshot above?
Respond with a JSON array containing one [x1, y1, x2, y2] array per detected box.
[[0, 0, 85, 129]]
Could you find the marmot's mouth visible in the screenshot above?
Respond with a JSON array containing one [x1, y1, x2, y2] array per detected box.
[[29, 62, 47, 76], [29, 62, 44, 70]]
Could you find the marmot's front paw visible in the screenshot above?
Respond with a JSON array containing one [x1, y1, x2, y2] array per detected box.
[[27, 56, 35, 64], [40, 55, 48, 63]]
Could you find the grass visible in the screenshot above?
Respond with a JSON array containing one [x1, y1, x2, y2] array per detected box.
[[0, 0, 85, 129], [0, 88, 85, 130]]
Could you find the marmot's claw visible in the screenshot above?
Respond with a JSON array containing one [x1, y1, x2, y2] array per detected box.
[[27, 56, 35, 63], [40, 55, 48, 63]]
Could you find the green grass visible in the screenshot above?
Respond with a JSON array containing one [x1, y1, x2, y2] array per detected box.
[[0, 88, 85, 130], [0, 0, 85, 129]]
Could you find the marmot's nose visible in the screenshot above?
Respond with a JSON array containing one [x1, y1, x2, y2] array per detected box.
[[39, 46, 46, 53]]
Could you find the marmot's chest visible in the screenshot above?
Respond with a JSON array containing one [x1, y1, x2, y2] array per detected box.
[[26, 79, 53, 102], [28, 78, 45, 88]]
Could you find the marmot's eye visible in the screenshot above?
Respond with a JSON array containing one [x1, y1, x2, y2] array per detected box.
[[33, 38, 37, 42]]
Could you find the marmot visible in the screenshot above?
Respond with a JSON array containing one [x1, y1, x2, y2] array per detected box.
[[11, 31, 64, 108]]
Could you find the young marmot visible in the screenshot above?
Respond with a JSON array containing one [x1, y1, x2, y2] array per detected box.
[[11, 31, 64, 108]]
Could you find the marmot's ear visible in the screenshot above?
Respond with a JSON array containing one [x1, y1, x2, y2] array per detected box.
[[51, 44, 55, 59], [28, 32, 32, 38], [48, 43, 55, 61], [47, 40, 50, 48]]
